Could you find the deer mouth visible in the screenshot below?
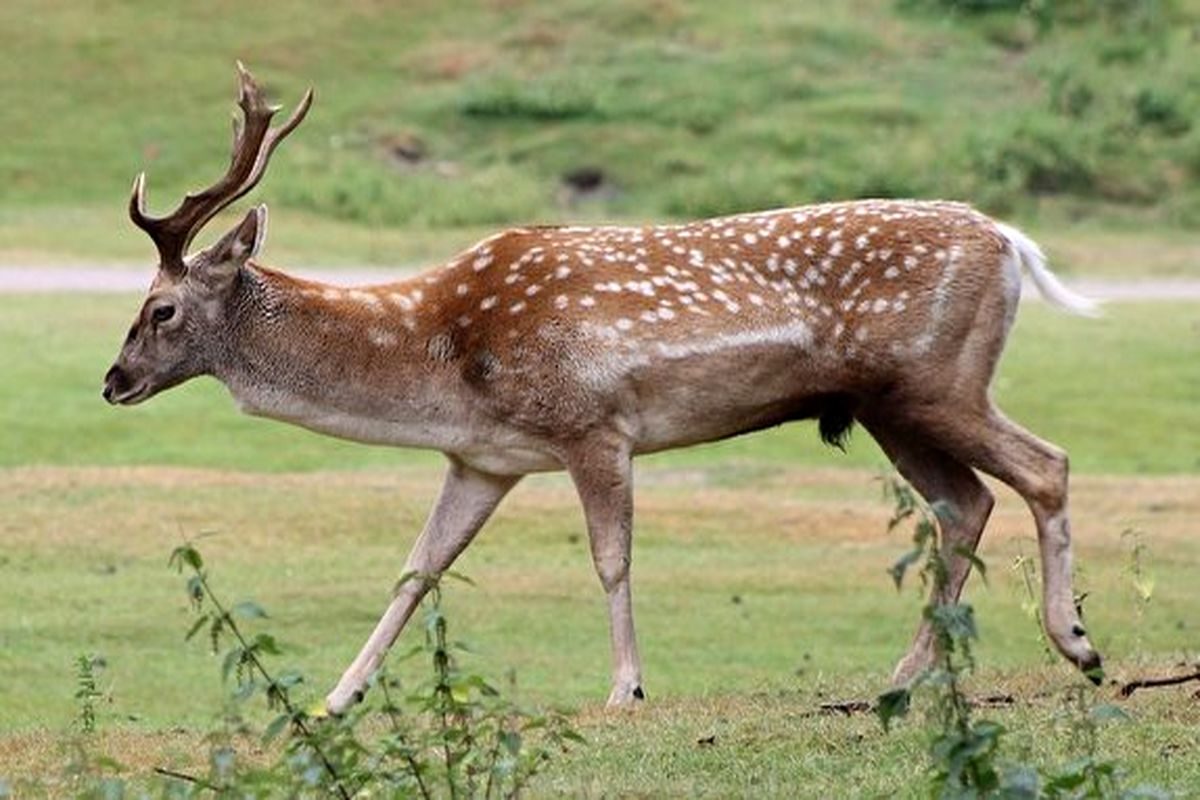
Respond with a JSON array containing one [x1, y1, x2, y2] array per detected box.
[[103, 379, 150, 406]]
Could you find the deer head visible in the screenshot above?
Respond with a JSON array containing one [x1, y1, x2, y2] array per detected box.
[[102, 63, 312, 405]]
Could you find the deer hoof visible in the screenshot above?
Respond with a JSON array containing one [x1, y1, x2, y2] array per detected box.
[[606, 682, 646, 707], [325, 685, 366, 716]]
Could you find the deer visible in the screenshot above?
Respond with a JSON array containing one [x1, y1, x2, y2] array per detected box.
[[103, 64, 1103, 716]]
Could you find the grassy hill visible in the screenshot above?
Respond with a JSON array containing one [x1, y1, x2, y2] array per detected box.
[[1, 0, 1198, 267]]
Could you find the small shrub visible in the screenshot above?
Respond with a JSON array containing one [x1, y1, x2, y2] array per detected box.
[[5, 543, 583, 797], [165, 543, 584, 797], [875, 474, 1172, 798], [1132, 88, 1191, 136], [969, 118, 1097, 197], [459, 75, 599, 121], [73, 654, 106, 735], [1046, 70, 1095, 119]]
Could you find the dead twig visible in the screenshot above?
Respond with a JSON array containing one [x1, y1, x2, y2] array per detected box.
[[1118, 669, 1200, 699], [818, 699, 873, 716], [811, 692, 1017, 719], [153, 766, 219, 791]]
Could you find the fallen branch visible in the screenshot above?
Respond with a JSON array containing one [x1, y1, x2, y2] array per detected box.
[[1118, 669, 1200, 699], [818, 699, 872, 716], [153, 766, 219, 791], [973, 692, 1016, 708], [809, 691, 1017, 719]]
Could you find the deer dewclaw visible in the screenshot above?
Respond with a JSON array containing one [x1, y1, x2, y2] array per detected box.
[[103, 65, 1103, 716]]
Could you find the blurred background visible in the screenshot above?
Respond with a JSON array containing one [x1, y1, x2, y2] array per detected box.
[[1, 0, 1198, 274]]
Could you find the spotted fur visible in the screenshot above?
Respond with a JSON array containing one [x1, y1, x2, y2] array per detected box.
[[106, 66, 1104, 717]]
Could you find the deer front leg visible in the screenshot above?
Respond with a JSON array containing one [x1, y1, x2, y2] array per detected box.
[[565, 433, 644, 706], [325, 459, 520, 714]]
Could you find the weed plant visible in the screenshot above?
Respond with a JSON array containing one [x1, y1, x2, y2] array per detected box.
[[0, 543, 582, 798], [875, 475, 1170, 798]]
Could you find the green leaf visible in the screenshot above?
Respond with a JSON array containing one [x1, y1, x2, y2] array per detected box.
[[424, 608, 445, 636], [186, 575, 204, 606], [263, 712, 292, 743], [393, 569, 424, 594], [500, 729, 522, 755], [233, 678, 259, 701], [914, 518, 936, 546], [953, 544, 988, 584], [208, 616, 225, 653], [442, 569, 476, 586], [275, 670, 305, 689], [251, 633, 281, 655], [1089, 703, 1132, 724], [169, 544, 203, 572], [232, 600, 268, 619], [184, 614, 209, 642], [395, 644, 425, 663], [221, 647, 244, 683], [1043, 760, 1090, 791], [1000, 764, 1042, 798], [561, 729, 587, 745], [931, 603, 977, 642], [875, 687, 911, 732], [889, 547, 924, 590]]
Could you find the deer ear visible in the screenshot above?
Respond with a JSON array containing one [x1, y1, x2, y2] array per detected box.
[[191, 205, 267, 288], [214, 205, 268, 265]]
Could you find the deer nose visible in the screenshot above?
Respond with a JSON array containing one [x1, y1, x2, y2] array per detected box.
[[102, 365, 126, 404]]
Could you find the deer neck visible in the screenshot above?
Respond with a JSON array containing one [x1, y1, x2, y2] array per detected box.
[[212, 264, 464, 450]]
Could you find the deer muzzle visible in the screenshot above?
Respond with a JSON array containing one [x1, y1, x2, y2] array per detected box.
[[102, 363, 144, 405]]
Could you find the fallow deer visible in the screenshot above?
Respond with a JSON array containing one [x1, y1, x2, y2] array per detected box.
[[104, 65, 1103, 715]]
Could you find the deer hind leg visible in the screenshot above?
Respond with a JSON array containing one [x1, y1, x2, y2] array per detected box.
[[900, 401, 1102, 681], [325, 459, 520, 715], [564, 432, 644, 706], [862, 416, 995, 686]]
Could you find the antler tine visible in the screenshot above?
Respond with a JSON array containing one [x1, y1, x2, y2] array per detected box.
[[128, 171, 189, 277], [217, 84, 313, 212], [128, 171, 149, 229], [128, 63, 313, 273]]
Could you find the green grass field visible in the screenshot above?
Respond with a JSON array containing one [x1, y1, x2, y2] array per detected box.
[[1, 466, 1198, 793], [2, 1, 1199, 270], [1, 295, 1198, 794]]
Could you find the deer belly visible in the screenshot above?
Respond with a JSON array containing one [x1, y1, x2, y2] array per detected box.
[[627, 347, 821, 453]]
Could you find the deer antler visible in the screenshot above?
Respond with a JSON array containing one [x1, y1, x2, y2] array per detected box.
[[129, 62, 313, 276]]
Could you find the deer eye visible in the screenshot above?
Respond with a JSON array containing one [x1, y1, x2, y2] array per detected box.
[[152, 305, 176, 324]]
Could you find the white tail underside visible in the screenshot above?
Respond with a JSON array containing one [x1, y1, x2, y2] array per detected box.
[[995, 222, 1101, 317]]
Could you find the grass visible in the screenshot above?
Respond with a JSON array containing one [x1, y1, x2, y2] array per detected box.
[[1, 465, 1198, 794], [2, 295, 1197, 474], [2, 1, 1199, 269], [0, 293, 1197, 792]]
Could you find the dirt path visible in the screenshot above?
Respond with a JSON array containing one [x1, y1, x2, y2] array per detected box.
[[0, 265, 1198, 300]]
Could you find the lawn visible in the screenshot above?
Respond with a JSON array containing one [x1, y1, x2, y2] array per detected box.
[[1, 466, 1198, 794], [0, 295, 1198, 794]]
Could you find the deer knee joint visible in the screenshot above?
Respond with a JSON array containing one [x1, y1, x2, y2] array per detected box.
[[595, 553, 630, 593]]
